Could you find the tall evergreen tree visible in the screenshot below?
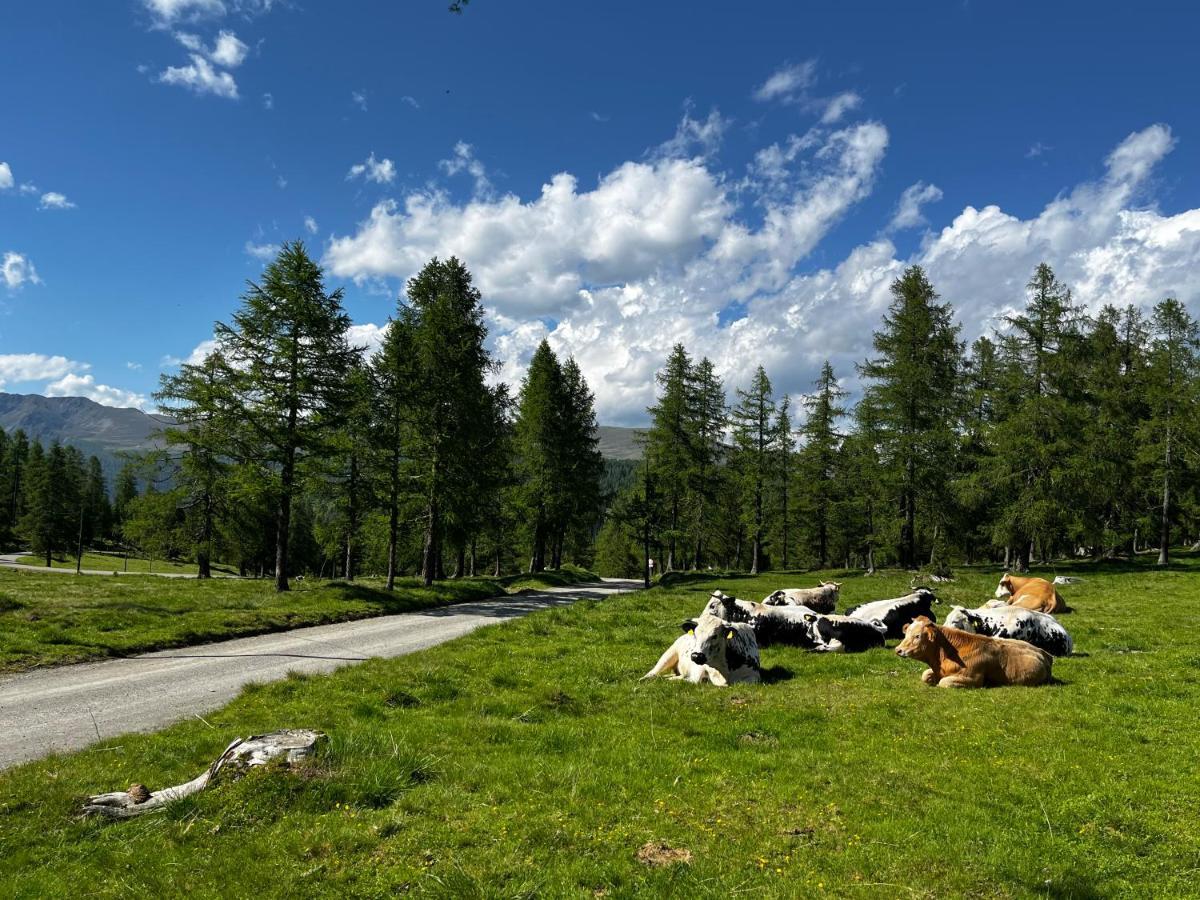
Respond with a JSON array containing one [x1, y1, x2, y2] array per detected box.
[[557, 358, 603, 567], [798, 361, 846, 567], [857, 265, 962, 568], [772, 395, 796, 569], [687, 357, 726, 569], [1141, 298, 1200, 565], [203, 241, 357, 591], [645, 344, 694, 571], [730, 366, 777, 574], [397, 256, 493, 585], [515, 340, 566, 573]]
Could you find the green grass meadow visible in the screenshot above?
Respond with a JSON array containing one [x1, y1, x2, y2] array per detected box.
[[1, 559, 1198, 897], [14, 552, 237, 575], [0, 568, 600, 674]]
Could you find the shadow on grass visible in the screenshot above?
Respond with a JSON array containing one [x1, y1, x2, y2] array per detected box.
[[760, 665, 795, 684]]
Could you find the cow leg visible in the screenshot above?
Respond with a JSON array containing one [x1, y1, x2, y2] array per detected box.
[[937, 674, 982, 689], [814, 640, 845, 653], [920, 669, 938, 685], [642, 645, 680, 680], [705, 667, 728, 687]]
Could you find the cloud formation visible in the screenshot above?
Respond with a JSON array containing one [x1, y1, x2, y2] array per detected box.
[[2, 252, 41, 290], [39, 192, 75, 210], [0, 162, 12, 190], [325, 119, 1196, 425], [347, 153, 396, 185]]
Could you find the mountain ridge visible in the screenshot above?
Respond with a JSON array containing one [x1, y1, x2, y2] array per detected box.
[[0, 395, 646, 473]]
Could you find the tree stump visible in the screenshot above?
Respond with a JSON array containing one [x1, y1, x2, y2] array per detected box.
[[82, 729, 325, 819]]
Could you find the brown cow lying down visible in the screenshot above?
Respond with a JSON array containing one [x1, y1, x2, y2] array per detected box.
[[993, 573, 1070, 614], [895, 617, 1053, 688], [642, 613, 761, 686]]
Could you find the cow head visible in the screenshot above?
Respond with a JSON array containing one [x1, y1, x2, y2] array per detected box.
[[943, 606, 978, 631], [995, 574, 1015, 598], [763, 590, 787, 606], [896, 616, 938, 660], [702, 590, 740, 619], [684, 614, 737, 667], [820, 581, 843, 592]]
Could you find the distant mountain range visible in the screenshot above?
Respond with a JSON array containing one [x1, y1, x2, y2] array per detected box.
[[0, 393, 172, 480], [0, 395, 647, 478]]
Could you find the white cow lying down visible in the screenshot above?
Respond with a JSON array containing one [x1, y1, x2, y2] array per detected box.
[[642, 613, 761, 686]]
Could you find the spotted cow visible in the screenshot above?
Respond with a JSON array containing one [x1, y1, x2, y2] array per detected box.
[[762, 582, 841, 614], [642, 613, 761, 686], [943, 605, 1073, 657]]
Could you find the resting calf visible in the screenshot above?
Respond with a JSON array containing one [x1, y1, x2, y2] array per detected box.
[[895, 617, 1053, 688]]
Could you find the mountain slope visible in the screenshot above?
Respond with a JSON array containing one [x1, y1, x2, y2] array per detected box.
[[0, 396, 647, 471]]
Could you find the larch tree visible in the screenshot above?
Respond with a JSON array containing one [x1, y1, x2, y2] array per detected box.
[[857, 265, 962, 569], [730, 366, 777, 574], [1141, 298, 1200, 565], [203, 241, 358, 591], [798, 361, 846, 567], [645, 344, 694, 571]]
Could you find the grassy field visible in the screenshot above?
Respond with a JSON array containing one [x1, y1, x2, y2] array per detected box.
[[1, 558, 1198, 897], [0, 565, 599, 674], [14, 552, 235, 575]]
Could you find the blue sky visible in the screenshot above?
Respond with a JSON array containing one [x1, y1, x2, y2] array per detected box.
[[2, 0, 1198, 423]]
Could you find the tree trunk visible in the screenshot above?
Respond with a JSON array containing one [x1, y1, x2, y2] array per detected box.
[[275, 446, 295, 593], [530, 506, 546, 573], [421, 498, 439, 587], [469, 537, 477, 578], [1159, 423, 1172, 566], [452, 543, 465, 579]]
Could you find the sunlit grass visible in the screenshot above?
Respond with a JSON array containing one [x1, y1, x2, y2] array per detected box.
[[0, 564, 604, 674], [1, 557, 1197, 896]]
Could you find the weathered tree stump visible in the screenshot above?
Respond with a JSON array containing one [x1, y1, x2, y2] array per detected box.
[[82, 729, 324, 819]]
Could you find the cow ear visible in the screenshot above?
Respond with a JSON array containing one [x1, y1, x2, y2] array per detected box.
[[681, 620, 697, 633]]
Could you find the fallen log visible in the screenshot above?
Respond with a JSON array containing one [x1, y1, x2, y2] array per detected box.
[[82, 729, 324, 819]]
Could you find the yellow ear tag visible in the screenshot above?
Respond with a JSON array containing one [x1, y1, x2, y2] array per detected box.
[[726, 630, 734, 640], [688, 629, 695, 635]]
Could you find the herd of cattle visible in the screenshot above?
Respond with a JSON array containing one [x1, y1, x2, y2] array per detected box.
[[642, 574, 1076, 689]]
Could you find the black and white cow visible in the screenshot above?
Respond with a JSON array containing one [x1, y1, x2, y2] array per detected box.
[[642, 613, 762, 685], [762, 582, 841, 614], [748, 606, 886, 653], [943, 605, 1074, 657], [701, 590, 758, 623], [845, 589, 939, 639]]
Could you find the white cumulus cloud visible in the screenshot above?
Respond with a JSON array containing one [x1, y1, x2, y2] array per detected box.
[[0, 354, 78, 387], [159, 53, 239, 98], [39, 192, 75, 210], [209, 30, 248, 67], [439, 142, 492, 197], [2, 252, 41, 290], [325, 121, 1199, 425], [754, 60, 817, 102], [143, 0, 226, 25], [347, 153, 396, 185], [888, 181, 943, 231], [304, 215, 318, 234], [0, 162, 12, 190], [44, 373, 148, 410]]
